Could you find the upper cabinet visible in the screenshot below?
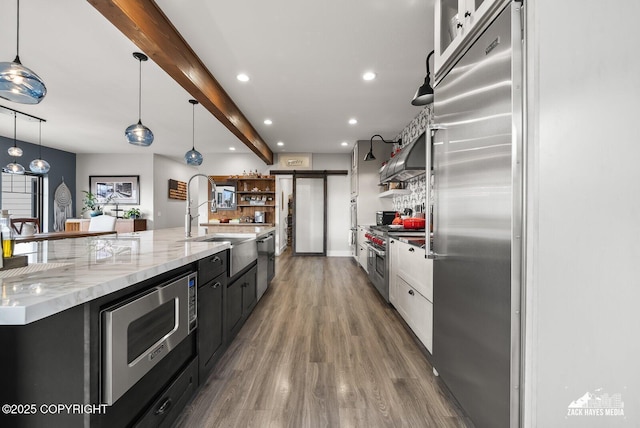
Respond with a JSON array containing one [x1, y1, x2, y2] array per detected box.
[[434, 0, 508, 82]]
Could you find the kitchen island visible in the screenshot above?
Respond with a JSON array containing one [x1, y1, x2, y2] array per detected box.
[[0, 226, 274, 428]]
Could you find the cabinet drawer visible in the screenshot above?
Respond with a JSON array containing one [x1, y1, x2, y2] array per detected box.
[[134, 357, 198, 428], [395, 276, 433, 353], [198, 250, 227, 284], [397, 242, 433, 302]]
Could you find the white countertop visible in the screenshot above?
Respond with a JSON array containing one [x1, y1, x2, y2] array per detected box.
[[0, 227, 243, 326]]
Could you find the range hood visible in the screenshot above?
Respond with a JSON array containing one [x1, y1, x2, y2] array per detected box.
[[380, 131, 426, 182]]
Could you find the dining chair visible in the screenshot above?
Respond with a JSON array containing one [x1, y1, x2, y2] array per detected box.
[[88, 215, 117, 232], [10, 218, 41, 236]]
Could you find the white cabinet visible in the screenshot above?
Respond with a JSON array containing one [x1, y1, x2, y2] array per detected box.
[[434, 0, 507, 81], [397, 240, 433, 302], [389, 239, 433, 352], [395, 276, 433, 352], [357, 226, 368, 272]]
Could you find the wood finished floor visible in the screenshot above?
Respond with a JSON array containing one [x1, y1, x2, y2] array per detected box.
[[176, 250, 473, 428]]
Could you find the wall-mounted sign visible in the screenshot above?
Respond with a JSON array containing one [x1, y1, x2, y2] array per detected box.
[[168, 179, 187, 200], [278, 153, 312, 170]]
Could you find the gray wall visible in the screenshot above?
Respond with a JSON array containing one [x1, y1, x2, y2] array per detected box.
[[0, 135, 76, 232]]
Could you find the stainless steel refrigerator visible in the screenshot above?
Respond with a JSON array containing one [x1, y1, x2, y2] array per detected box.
[[431, 2, 523, 428]]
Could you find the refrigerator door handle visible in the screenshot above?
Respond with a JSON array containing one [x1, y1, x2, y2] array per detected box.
[[427, 124, 448, 260]]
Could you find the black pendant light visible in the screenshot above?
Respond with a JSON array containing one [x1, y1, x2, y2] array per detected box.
[[184, 99, 203, 166], [29, 120, 50, 174], [125, 52, 154, 146], [0, 0, 47, 104], [411, 50, 435, 106], [364, 134, 400, 162], [4, 112, 25, 174]]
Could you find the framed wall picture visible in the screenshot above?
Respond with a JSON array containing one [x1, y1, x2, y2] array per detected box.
[[90, 175, 140, 205]]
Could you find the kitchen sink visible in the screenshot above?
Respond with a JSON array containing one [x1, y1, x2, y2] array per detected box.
[[188, 235, 257, 278]]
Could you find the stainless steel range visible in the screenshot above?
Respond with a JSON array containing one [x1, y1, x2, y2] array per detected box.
[[364, 225, 426, 302], [364, 226, 388, 301]]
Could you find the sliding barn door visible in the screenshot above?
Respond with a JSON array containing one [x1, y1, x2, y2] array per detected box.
[[293, 174, 326, 255]]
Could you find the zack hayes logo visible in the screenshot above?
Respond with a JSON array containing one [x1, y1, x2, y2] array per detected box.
[[567, 388, 625, 417]]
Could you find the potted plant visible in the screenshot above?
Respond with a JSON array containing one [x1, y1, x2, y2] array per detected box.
[[81, 190, 113, 217], [123, 208, 141, 219]]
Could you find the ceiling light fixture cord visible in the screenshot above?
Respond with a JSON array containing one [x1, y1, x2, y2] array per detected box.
[[138, 57, 142, 122], [192, 101, 196, 150], [15, 0, 20, 59], [38, 120, 42, 158]]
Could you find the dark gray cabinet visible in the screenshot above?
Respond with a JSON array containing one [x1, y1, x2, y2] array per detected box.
[[197, 251, 227, 382], [226, 264, 257, 340], [197, 272, 225, 382], [242, 265, 257, 312]]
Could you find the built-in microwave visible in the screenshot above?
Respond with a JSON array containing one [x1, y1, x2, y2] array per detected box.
[[376, 211, 397, 226], [101, 272, 197, 405]]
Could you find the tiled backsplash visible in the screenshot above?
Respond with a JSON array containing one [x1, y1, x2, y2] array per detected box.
[[392, 105, 433, 212]]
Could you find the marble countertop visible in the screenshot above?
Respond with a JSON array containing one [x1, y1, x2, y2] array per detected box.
[[0, 227, 235, 326]]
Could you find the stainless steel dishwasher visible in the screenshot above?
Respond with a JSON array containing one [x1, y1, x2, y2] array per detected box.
[[257, 232, 275, 300]]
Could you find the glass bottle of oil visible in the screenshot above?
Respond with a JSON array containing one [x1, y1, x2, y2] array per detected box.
[[0, 210, 14, 259]]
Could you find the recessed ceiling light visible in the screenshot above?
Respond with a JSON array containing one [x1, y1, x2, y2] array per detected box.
[[236, 73, 250, 82], [341, 142, 349, 146], [362, 71, 376, 81], [348, 118, 358, 125], [229, 147, 236, 151], [277, 141, 284, 146], [264, 119, 273, 125]]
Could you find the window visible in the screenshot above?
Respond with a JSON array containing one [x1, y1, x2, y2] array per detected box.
[[1, 172, 44, 223]]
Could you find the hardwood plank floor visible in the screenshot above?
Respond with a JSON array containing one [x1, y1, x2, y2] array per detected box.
[[176, 250, 473, 428]]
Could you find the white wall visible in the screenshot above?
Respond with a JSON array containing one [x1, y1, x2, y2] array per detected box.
[[524, 1, 640, 426], [198, 153, 271, 176], [152, 154, 198, 230], [75, 153, 154, 223]]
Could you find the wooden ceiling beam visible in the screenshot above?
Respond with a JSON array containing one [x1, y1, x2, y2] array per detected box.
[[87, 0, 274, 165]]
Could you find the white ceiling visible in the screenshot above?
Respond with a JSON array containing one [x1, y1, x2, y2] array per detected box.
[[0, 0, 434, 164]]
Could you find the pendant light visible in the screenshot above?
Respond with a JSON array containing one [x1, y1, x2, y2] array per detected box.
[[411, 50, 435, 106], [0, 0, 47, 104], [4, 112, 25, 174], [29, 120, 50, 174], [184, 99, 203, 166], [125, 52, 154, 146]]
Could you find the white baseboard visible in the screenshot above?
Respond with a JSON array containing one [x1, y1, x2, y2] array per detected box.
[[327, 250, 352, 257]]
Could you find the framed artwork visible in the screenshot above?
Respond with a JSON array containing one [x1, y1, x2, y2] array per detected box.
[[90, 175, 140, 205]]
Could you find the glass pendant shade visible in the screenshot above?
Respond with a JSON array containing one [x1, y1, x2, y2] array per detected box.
[[29, 158, 50, 174], [0, 1, 46, 104], [29, 119, 50, 173], [7, 145, 22, 157], [185, 148, 203, 166], [184, 99, 203, 165], [0, 59, 47, 105], [126, 120, 154, 146], [4, 162, 25, 174], [126, 52, 153, 146]]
